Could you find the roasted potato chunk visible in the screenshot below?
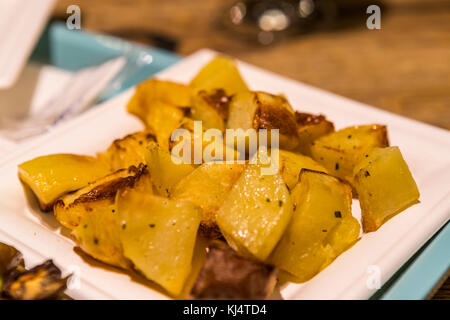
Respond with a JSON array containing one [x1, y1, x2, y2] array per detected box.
[[146, 141, 195, 197], [18, 154, 110, 211], [171, 162, 244, 238], [217, 163, 293, 261], [54, 165, 148, 230], [2, 260, 67, 300], [278, 149, 328, 190], [353, 147, 420, 232], [295, 112, 335, 156], [57, 165, 150, 269], [269, 170, 360, 282], [311, 125, 389, 183], [98, 130, 156, 171], [189, 56, 248, 95], [127, 79, 191, 120], [190, 241, 278, 300], [190, 89, 230, 132], [117, 191, 201, 296], [227, 91, 300, 150]]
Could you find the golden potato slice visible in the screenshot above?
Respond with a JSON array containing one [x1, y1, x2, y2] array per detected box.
[[189, 241, 278, 299], [117, 192, 201, 296], [18, 154, 110, 211], [295, 112, 335, 156], [98, 129, 156, 171], [269, 170, 360, 282], [227, 91, 300, 150], [190, 89, 231, 132], [353, 147, 420, 232], [54, 165, 148, 230], [127, 79, 191, 121], [216, 164, 293, 261], [278, 149, 328, 190], [189, 56, 249, 95], [146, 141, 195, 197], [171, 162, 244, 238], [310, 124, 389, 183]]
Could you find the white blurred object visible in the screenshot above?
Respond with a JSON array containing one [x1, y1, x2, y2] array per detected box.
[[0, 57, 126, 144], [0, 0, 57, 88]]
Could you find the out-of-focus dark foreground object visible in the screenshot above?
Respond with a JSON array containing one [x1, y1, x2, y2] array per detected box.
[[0, 243, 70, 300]]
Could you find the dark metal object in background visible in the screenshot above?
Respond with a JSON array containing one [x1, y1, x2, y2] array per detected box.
[[222, 0, 385, 45]]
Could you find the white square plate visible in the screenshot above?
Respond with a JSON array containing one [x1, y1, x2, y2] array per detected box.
[[0, 49, 449, 300]]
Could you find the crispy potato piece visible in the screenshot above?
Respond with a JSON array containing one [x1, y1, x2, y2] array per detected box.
[[54, 165, 148, 230], [98, 130, 156, 171], [227, 91, 300, 150], [117, 192, 201, 296], [216, 163, 293, 261], [190, 241, 278, 300], [0, 243, 24, 276], [278, 149, 328, 190], [310, 125, 389, 183], [171, 162, 244, 238], [353, 147, 420, 232], [190, 56, 249, 95], [58, 165, 150, 269], [295, 112, 335, 156], [127, 79, 191, 120], [18, 154, 110, 211], [190, 89, 231, 132], [2, 260, 67, 300], [146, 141, 195, 197], [269, 170, 360, 282]]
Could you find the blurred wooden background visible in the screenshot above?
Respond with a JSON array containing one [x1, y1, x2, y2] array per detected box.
[[53, 0, 450, 299]]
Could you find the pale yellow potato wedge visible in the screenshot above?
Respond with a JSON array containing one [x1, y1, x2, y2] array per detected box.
[[189, 56, 248, 95], [18, 154, 110, 211], [171, 162, 244, 238], [216, 164, 293, 261], [311, 124, 389, 183], [269, 170, 360, 282], [146, 141, 195, 197], [117, 191, 201, 296], [353, 146, 420, 232]]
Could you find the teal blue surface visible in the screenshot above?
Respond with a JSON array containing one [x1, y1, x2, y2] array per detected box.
[[31, 22, 180, 101], [30, 22, 449, 300]]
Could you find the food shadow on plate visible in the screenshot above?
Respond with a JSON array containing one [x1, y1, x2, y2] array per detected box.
[[20, 181, 61, 231]]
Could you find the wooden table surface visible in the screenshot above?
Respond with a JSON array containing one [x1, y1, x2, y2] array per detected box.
[[53, 0, 450, 299]]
